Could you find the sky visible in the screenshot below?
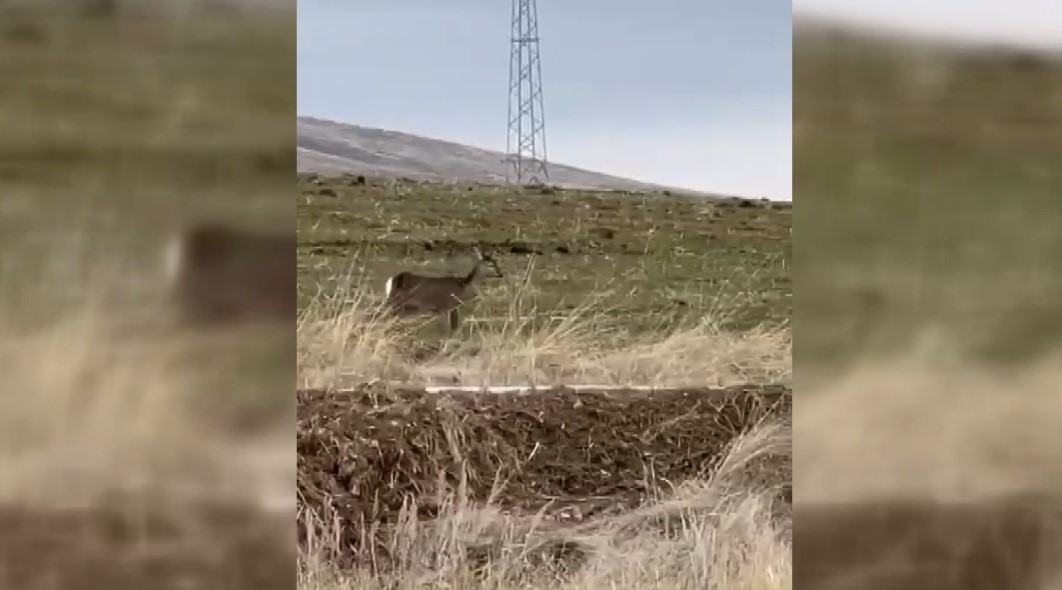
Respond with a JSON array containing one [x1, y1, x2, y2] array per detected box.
[[793, 0, 1062, 52], [298, 0, 793, 200]]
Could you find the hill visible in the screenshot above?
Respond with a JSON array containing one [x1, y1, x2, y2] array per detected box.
[[297, 116, 720, 196]]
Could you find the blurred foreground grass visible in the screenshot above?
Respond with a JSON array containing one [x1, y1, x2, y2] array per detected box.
[[0, 1, 294, 566], [793, 24, 1062, 588], [795, 30, 1062, 370]]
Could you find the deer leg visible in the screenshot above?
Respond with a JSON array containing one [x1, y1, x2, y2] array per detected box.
[[448, 308, 461, 332], [373, 299, 397, 324]]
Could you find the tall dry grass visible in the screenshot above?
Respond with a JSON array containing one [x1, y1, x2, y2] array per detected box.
[[793, 22, 1062, 505], [297, 265, 791, 391], [298, 421, 792, 590], [796, 334, 1062, 503], [0, 280, 293, 512], [0, 295, 294, 582], [296, 261, 792, 588]]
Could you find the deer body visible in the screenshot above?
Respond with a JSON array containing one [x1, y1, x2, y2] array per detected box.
[[164, 222, 296, 325], [383, 247, 502, 331]]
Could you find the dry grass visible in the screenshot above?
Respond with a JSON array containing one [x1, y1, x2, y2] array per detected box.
[[296, 259, 791, 588], [296, 168, 791, 589], [793, 23, 1062, 587], [796, 338, 1062, 503], [298, 422, 792, 590], [296, 157, 792, 589], [297, 267, 791, 391], [793, 341, 1062, 589], [0, 282, 295, 585], [0, 291, 292, 508]]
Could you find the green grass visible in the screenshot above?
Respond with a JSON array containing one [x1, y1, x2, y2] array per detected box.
[[297, 176, 791, 338], [795, 32, 1062, 369], [1, 8, 294, 323]]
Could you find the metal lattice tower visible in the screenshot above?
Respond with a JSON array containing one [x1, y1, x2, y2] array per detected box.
[[506, 0, 549, 186]]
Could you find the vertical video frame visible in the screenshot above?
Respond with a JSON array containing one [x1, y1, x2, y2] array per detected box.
[[296, 1, 793, 588]]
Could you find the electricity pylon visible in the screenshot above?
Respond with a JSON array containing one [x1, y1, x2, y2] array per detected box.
[[506, 0, 549, 186]]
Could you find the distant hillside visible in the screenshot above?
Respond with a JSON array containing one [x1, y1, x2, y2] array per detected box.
[[297, 116, 720, 196]]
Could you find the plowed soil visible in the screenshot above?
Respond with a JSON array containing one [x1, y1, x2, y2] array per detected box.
[[297, 383, 791, 562]]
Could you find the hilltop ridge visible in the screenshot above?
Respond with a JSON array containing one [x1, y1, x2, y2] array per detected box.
[[297, 116, 725, 196]]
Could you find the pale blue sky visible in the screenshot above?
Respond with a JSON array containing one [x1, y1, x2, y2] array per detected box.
[[298, 1, 792, 200]]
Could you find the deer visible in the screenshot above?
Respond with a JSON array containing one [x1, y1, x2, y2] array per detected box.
[[163, 221, 296, 326], [381, 245, 503, 332]]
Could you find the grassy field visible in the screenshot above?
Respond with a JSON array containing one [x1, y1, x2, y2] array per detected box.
[[795, 29, 1062, 370], [297, 177, 791, 332], [0, 5, 294, 587], [793, 25, 1062, 590], [296, 177, 793, 586], [296, 177, 791, 389]]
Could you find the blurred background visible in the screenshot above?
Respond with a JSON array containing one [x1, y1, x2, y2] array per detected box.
[[0, 0, 294, 587], [795, 4, 1062, 371], [793, 1, 1062, 587]]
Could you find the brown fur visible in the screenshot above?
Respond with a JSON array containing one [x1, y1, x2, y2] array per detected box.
[[166, 222, 296, 325], [383, 246, 503, 331]]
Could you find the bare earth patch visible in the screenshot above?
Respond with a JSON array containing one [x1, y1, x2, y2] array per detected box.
[[297, 382, 791, 584]]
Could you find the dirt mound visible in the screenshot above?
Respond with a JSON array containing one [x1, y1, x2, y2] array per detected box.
[[794, 494, 1062, 590], [0, 495, 292, 589], [297, 383, 791, 560]]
